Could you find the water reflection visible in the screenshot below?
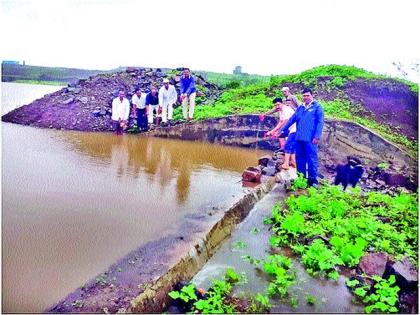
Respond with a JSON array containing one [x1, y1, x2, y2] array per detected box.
[[58, 132, 265, 205], [2, 123, 268, 313]]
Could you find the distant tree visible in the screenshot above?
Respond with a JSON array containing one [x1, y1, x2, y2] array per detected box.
[[233, 66, 242, 75]]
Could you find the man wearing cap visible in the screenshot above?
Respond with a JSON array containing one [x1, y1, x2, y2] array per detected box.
[[279, 88, 324, 188], [179, 68, 196, 120], [281, 87, 299, 110], [146, 86, 160, 129], [132, 88, 147, 131], [112, 89, 130, 135], [159, 78, 178, 126]]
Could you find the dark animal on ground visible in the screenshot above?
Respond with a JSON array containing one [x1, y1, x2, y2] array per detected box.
[[334, 156, 364, 190]]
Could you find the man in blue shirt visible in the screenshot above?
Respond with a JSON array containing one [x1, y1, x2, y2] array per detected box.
[[279, 88, 324, 187], [179, 68, 196, 120]]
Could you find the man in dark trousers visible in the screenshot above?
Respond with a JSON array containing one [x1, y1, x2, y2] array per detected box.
[[279, 88, 324, 187]]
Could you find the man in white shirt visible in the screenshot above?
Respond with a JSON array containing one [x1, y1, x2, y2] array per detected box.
[[131, 88, 147, 131], [112, 89, 130, 135], [159, 78, 178, 126], [279, 99, 297, 169], [266, 98, 294, 151]]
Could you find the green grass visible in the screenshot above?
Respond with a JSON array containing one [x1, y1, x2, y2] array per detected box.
[[175, 65, 418, 154], [267, 184, 418, 267], [13, 79, 65, 86]]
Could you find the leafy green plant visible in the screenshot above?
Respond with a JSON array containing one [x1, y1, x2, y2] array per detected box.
[[241, 255, 262, 266], [168, 283, 198, 303], [301, 239, 342, 279], [262, 255, 295, 298], [363, 275, 400, 313], [330, 236, 367, 267], [290, 173, 308, 191], [232, 241, 247, 250], [225, 267, 240, 284], [250, 227, 261, 234], [377, 162, 390, 170], [306, 295, 316, 305], [254, 293, 272, 311], [281, 212, 305, 235], [194, 280, 236, 314]]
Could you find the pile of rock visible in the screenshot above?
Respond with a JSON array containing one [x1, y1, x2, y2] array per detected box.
[[2, 67, 223, 132], [355, 253, 418, 313], [242, 151, 290, 183]]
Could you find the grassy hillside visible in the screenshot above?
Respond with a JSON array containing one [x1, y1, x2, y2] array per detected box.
[[1, 63, 118, 84], [176, 65, 419, 155], [199, 71, 271, 88]]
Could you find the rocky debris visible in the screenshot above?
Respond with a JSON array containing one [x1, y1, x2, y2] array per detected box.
[[383, 171, 409, 187], [258, 155, 271, 167], [275, 168, 298, 185], [63, 97, 74, 105], [262, 166, 277, 176], [242, 167, 262, 183], [2, 67, 223, 132], [358, 252, 389, 277], [384, 257, 418, 292], [398, 291, 418, 314]]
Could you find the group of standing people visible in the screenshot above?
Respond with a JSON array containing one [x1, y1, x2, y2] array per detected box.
[[112, 68, 324, 188], [111, 68, 197, 133], [260, 87, 324, 188]]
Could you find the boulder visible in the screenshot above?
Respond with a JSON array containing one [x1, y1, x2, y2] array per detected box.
[[258, 155, 271, 167], [398, 291, 418, 314], [358, 252, 389, 277], [384, 257, 418, 292], [63, 98, 74, 105], [91, 110, 101, 117], [262, 166, 276, 176], [383, 172, 408, 187], [79, 97, 89, 104], [242, 167, 262, 183]]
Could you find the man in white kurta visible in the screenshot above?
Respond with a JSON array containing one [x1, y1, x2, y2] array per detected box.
[[158, 78, 178, 125], [111, 90, 130, 134]]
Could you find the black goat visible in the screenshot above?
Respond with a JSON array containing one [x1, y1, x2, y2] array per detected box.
[[334, 156, 364, 190]]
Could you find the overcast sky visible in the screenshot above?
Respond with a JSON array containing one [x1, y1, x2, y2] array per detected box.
[[1, 0, 419, 81]]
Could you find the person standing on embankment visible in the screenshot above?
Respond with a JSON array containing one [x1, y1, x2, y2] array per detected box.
[[265, 97, 294, 151], [281, 86, 299, 110], [159, 78, 178, 126], [132, 88, 148, 131], [111, 89, 130, 135], [279, 88, 324, 188], [179, 68, 196, 120], [146, 86, 160, 129]]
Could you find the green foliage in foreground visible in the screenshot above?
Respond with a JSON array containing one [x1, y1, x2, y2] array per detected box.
[[347, 276, 400, 313], [267, 184, 418, 269], [168, 268, 272, 313], [262, 183, 417, 312]]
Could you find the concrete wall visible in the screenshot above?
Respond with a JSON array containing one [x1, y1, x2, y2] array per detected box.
[[149, 115, 417, 172]]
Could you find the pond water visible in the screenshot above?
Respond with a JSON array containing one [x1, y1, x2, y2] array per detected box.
[[1, 83, 268, 312]]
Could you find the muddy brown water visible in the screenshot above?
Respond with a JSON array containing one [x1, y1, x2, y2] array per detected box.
[[2, 84, 269, 313]]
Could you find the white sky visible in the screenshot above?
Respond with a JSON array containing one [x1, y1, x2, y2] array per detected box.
[[1, 0, 419, 81]]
